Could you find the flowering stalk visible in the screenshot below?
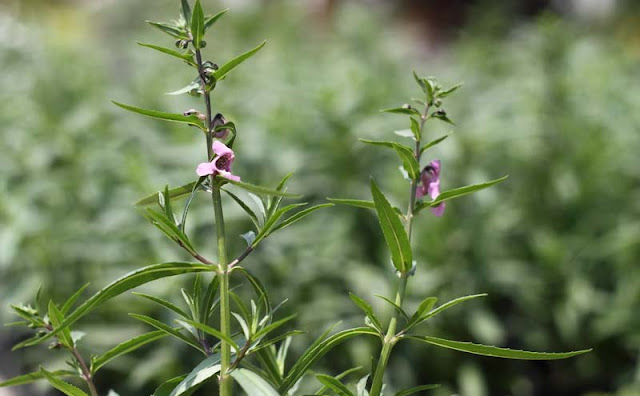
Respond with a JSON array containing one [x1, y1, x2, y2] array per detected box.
[[194, 44, 233, 395], [368, 102, 429, 396]]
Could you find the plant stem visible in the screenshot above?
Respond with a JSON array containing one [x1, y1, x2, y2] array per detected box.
[[369, 103, 430, 396], [195, 46, 233, 396], [212, 187, 233, 396], [70, 346, 98, 396]]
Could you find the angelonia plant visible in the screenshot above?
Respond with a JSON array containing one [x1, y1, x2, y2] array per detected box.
[[1, 1, 591, 396]]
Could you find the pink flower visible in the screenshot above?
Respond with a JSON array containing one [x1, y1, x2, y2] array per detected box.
[[196, 141, 240, 182], [416, 160, 445, 216]]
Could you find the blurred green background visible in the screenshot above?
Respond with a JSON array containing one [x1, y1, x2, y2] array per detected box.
[[1, 0, 639, 395]]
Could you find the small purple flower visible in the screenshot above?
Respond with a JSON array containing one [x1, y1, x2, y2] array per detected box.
[[416, 160, 445, 216], [196, 141, 241, 182]]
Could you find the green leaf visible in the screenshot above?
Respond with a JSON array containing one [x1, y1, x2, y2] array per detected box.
[[222, 188, 260, 230], [0, 370, 76, 388], [234, 267, 271, 315], [370, 179, 413, 274], [425, 294, 486, 320], [40, 368, 88, 396], [349, 293, 382, 332], [153, 375, 194, 396], [406, 297, 438, 330], [252, 203, 307, 247], [360, 140, 419, 180], [315, 374, 355, 396], [279, 327, 380, 394], [146, 21, 188, 39], [327, 198, 375, 209], [14, 262, 214, 350], [143, 208, 196, 254], [410, 117, 421, 141], [136, 180, 201, 206], [200, 275, 219, 324], [130, 314, 204, 353], [180, 0, 192, 25], [268, 203, 334, 234], [190, 0, 205, 49], [224, 177, 301, 198], [404, 336, 592, 360], [91, 330, 168, 374], [166, 79, 201, 96], [169, 354, 221, 396], [213, 41, 267, 81], [314, 367, 364, 396], [180, 177, 208, 232], [394, 384, 440, 396], [231, 368, 279, 396], [112, 101, 205, 130], [415, 176, 509, 214], [430, 111, 454, 125], [253, 314, 297, 341], [177, 319, 240, 352], [381, 106, 421, 117], [420, 135, 449, 155], [161, 185, 175, 223], [132, 293, 190, 319], [413, 71, 427, 95], [137, 42, 196, 66], [48, 301, 74, 348], [437, 83, 462, 98], [204, 9, 229, 32], [61, 283, 90, 315], [373, 294, 409, 322]]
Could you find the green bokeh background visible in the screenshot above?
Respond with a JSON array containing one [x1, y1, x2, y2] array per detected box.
[[1, 1, 639, 395]]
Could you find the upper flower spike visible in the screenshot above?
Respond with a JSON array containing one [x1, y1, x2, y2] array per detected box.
[[416, 160, 445, 216], [196, 141, 241, 181]]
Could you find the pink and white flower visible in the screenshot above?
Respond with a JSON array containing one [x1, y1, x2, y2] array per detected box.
[[416, 160, 445, 216], [196, 141, 240, 182]]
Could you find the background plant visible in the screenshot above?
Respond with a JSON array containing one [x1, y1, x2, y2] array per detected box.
[[1, 1, 639, 395]]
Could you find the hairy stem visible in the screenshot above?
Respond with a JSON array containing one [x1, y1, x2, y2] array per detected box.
[[369, 103, 430, 396]]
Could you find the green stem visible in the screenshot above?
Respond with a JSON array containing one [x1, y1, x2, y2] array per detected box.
[[369, 103, 430, 396], [212, 187, 232, 396]]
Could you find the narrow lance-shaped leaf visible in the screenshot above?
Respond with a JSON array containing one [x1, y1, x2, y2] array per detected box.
[[214, 40, 266, 81], [177, 319, 240, 352], [404, 336, 592, 360], [132, 292, 190, 318], [48, 301, 74, 348], [91, 330, 168, 374], [370, 179, 413, 274], [180, 0, 192, 25], [315, 374, 355, 396], [268, 203, 334, 234], [394, 384, 440, 396], [190, 0, 205, 49], [129, 314, 204, 354], [420, 135, 449, 155], [415, 175, 509, 214], [204, 9, 229, 31], [0, 370, 76, 388], [136, 180, 201, 206], [360, 139, 420, 180], [137, 42, 196, 66], [327, 198, 375, 209], [112, 101, 206, 130], [349, 293, 382, 332], [224, 177, 301, 198], [169, 354, 221, 396], [437, 83, 463, 98], [231, 368, 280, 396], [61, 283, 90, 315], [40, 368, 89, 396], [146, 21, 188, 39], [381, 106, 421, 117], [278, 327, 380, 394], [13, 262, 214, 350]]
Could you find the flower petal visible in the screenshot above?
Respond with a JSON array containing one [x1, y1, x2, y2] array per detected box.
[[196, 161, 216, 176], [212, 141, 234, 157], [431, 202, 445, 217], [218, 171, 241, 182]]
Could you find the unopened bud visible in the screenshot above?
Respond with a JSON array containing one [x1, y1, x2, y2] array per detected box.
[[435, 109, 446, 116], [183, 109, 207, 121], [434, 98, 442, 107], [200, 40, 207, 48], [402, 103, 413, 110]]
